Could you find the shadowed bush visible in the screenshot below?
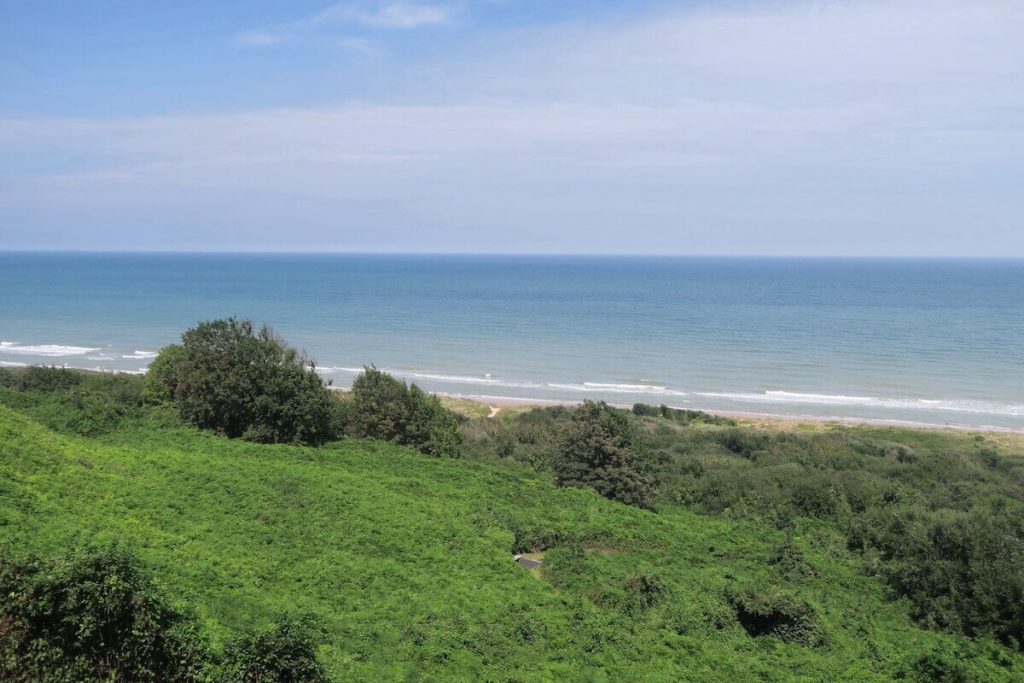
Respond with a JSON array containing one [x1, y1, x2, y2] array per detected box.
[[556, 401, 656, 509], [727, 585, 821, 646], [219, 615, 327, 683], [144, 318, 336, 445], [0, 546, 208, 683], [346, 366, 462, 458]]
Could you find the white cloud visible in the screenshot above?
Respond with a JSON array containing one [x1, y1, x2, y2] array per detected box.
[[327, 1, 453, 29], [234, 1, 453, 47], [4, 0, 1024, 254]]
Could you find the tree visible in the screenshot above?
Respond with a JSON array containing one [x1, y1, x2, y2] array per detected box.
[[0, 546, 207, 683], [346, 366, 462, 458], [555, 401, 656, 509], [145, 318, 336, 445]]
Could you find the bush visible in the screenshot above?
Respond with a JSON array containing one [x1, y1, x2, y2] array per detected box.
[[632, 403, 736, 426], [346, 366, 462, 458], [727, 585, 821, 646], [0, 370, 144, 437], [0, 546, 207, 682], [910, 645, 971, 683], [13, 366, 82, 392], [145, 318, 336, 445], [142, 343, 187, 405], [632, 403, 660, 417], [848, 503, 1024, 645], [219, 615, 327, 683], [555, 401, 656, 509], [621, 572, 670, 615]]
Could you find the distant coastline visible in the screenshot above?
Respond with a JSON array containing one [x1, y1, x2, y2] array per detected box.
[[3, 253, 1023, 431]]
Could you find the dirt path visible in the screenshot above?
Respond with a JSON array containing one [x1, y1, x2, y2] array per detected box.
[[487, 406, 501, 418]]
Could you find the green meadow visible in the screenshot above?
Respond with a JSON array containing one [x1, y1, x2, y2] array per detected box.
[[1, 368, 1023, 681]]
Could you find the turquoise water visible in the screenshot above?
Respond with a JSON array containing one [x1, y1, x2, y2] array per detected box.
[[1, 253, 1022, 429]]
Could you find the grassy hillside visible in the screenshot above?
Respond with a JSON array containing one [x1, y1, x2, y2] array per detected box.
[[1, 401, 1020, 681]]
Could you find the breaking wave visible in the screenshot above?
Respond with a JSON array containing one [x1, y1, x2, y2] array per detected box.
[[0, 342, 101, 357]]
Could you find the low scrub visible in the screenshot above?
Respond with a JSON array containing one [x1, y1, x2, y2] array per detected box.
[[344, 366, 462, 458]]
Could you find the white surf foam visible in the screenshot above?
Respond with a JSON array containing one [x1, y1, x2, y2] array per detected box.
[[548, 382, 687, 397], [0, 360, 28, 367], [0, 343, 101, 357], [584, 382, 669, 392], [694, 390, 1024, 417], [121, 350, 158, 360]]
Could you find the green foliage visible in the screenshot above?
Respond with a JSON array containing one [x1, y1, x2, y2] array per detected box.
[[346, 366, 462, 457], [220, 615, 327, 683], [142, 343, 187, 404], [555, 401, 656, 509], [147, 318, 335, 445], [0, 545, 207, 683], [620, 572, 670, 615], [459, 405, 570, 470], [849, 502, 1024, 645], [12, 366, 82, 393], [632, 403, 737, 426], [0, 370, 143, 437], [910, 644, 972, 683], [2, 387, 1024, 680], [726, 585, 821, 647]]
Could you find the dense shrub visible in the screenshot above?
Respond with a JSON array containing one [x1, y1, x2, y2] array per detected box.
[[458, 405, 570, 470], [142, 342, 187, 405], [0, 370, 143, 436], [346, 366, 462, 458], [621, 572, 670, 615], [910, 645, 972, 683], [727, 585, 821, 646], [13, 366, 82, 392], [219, 615, 327, 683], [0, 546, 207, 682], [145, 318, 336, 445], [631, 403, 660, 417], [848, 503, 1024, 645], [632, 403, 736, 426], [555, 401, 656, 509]]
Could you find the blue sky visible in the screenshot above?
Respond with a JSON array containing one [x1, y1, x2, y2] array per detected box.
[[1, 0, 1022, 255]]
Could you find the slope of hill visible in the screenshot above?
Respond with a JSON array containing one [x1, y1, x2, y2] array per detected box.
[[1, 403, 1019, 681]]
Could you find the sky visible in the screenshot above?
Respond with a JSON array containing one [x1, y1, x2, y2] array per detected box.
[[1, 0, 1022, 256]]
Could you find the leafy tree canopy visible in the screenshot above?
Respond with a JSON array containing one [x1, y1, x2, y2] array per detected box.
[[555, 401, 656, 509], [346, 366, 462, 458], [144, 318, 336, 445]]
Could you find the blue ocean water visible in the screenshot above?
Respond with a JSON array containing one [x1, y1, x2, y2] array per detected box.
[[1, 253, 1022, 430]]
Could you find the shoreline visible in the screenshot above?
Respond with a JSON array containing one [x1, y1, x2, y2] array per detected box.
[[436, 392, 1024, 435], [5, 362, 1023, 435]]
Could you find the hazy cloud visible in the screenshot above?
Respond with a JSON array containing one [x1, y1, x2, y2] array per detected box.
[[233, 1, 453, 47], [4, 0, 1023, 254]]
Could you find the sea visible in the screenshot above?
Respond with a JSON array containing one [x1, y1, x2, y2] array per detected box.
[[1, 253, 1022, 431]]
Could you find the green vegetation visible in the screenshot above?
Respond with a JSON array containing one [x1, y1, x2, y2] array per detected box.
[[0, 545, 207, 682], [344, 365, 462, 458], [2, 353, 1023, 680], [632, 402, 737, 426], [219, 615, 326, 683], [555, 400, 656, 509], [145, 318, 336, 445], [0, 543, 325, 682]]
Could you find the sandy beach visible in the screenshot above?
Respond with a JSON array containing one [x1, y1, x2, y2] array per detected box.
[[437, 392, 1024, 439]]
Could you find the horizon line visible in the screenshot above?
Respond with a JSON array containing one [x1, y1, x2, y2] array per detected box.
[[1, 249, 1023, 262]]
